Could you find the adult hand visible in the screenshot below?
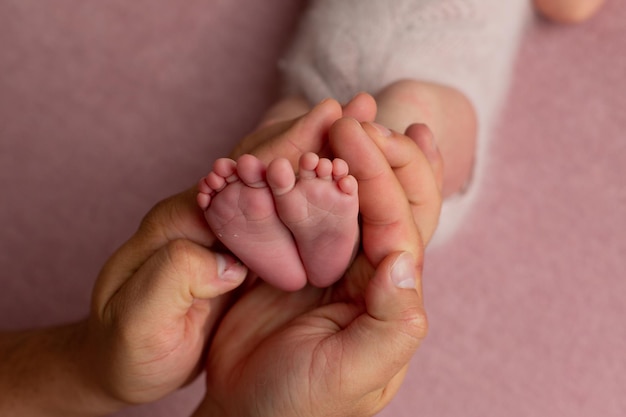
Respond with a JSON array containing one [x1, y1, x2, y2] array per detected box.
[[67, 94, 375, 411], [193, 117, 442, 417], [0, 188, 248, 417], [86, 187, 248, 405], [234, 93, 442, 245], [230, 93, 377, 167]]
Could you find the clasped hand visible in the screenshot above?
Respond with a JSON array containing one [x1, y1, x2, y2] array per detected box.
[[84, 94, 442, 417]]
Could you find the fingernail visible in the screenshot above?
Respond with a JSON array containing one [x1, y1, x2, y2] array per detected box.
[[391, 252, 416, 289], [370, 122, 392, 137], [216, 253, 247, 282]]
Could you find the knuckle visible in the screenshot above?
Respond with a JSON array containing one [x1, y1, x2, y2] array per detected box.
[[399, 305, 429, 343], [163, 239, 194, 267]]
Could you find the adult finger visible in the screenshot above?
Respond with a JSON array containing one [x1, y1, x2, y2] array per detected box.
[[230, 98, 343, 168], [330, 117, 421, 266], [342, 92, 377, 122], [405, 123, 444, 191], [336, 251, 427, 412], [361, 122, 443, 246], [101, 239, 247, 324]]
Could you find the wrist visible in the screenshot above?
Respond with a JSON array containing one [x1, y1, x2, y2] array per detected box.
[[0, 321, 125, 417], [72, 319, 129, 415]]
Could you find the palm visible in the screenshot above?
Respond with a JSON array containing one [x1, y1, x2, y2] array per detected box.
[[204, 255, 401, 417]]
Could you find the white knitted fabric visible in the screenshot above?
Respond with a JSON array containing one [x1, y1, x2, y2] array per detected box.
[[280, 0, 533, 245]]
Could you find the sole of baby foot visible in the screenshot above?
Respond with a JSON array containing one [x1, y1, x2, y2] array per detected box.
[[199, 154, 307, 291], [267, 152, 359, 288]]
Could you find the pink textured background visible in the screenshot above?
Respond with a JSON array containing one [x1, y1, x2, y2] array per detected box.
[[1, 1, 624, 416]]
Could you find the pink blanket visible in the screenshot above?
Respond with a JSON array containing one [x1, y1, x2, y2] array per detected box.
[[1, 1, 624, 415]]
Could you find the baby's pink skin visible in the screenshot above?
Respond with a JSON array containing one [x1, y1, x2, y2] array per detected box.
[[267, 152, 359, 288], [198, 153, 358, 291]]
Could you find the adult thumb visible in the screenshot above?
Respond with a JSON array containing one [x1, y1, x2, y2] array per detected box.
[[367, 251, 427, 323], [105, 240, 248, 325], [341, 251, 428, 395]]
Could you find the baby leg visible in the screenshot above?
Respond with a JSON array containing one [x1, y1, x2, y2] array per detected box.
[[280, 0, 532, 243], [373, 80, 477, 199], [197, 155, 307, 291], [267, 153, 359, 288]]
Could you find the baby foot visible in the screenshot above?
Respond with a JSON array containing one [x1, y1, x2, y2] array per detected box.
[[197, 154, 307, 291], [267, 152, 359, 288]]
